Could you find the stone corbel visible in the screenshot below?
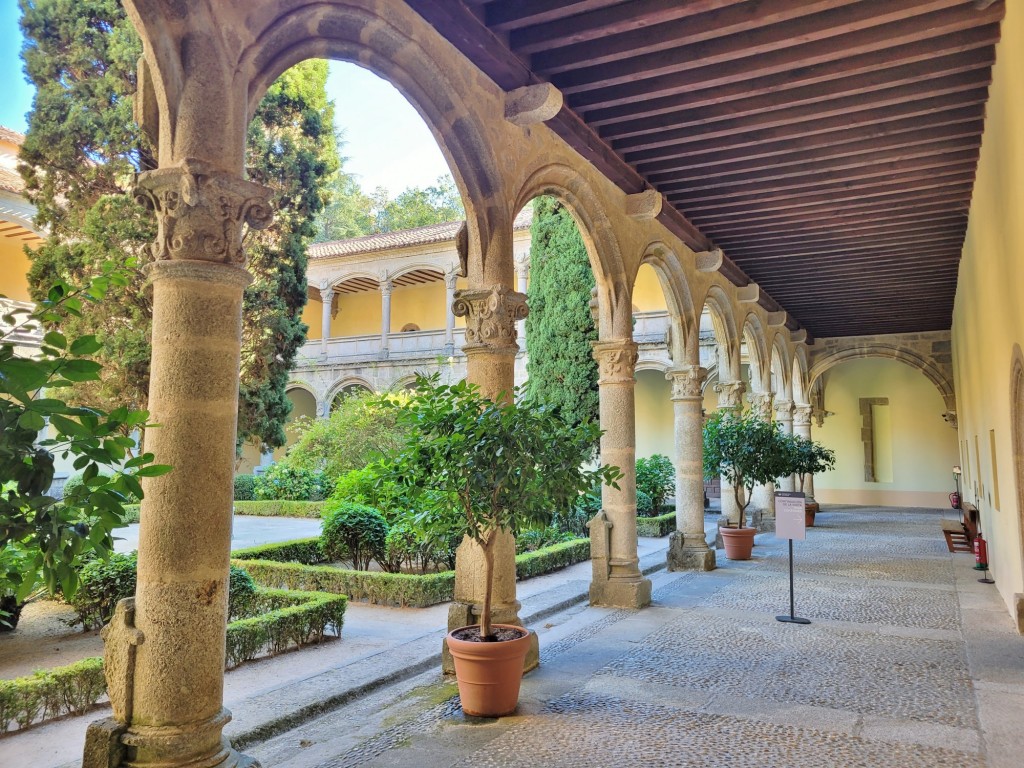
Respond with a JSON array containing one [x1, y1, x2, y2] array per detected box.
[[452, 285, 528, 351], [791, 329, 808, 344], [943, 410, 958, 429], [736, 284, 760, 304], [505, 83, 563, 126], [625, 189, 663, 221], [694, 247, 723, 273], [766, 311, 787, 328]]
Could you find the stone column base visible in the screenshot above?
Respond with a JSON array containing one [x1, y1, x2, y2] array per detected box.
[[1014, 593, 1024, 636], [667, 531, 716, 571], [442, 601, 539, 675], [589, 576, 652, 609], [750, 508, 776, 534]]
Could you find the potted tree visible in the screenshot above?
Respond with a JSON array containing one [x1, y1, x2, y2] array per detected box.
[[791, 436, 836, 526], [703, 409, 789, 560], [389, 375, 618, 717]]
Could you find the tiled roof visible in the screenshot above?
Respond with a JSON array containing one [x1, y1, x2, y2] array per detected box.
[[309, 206, 533, 260], [0, 167, 24, 195], [0, 126, 25, 146]]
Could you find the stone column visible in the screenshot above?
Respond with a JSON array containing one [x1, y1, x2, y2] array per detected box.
[[444, 271, 458, 355], [447, 285, 535, 672], [515, 254, 529, 346], [666, 365, 715, 571], [748, 392, 776, 530], [590, 339, 652, 608], [93, 162, 271, 768], [774, 399, 795, 492], [379, 278, 392, 359], [794, 404, 814, 497], [713, 380, 746, 525], [319, 284, 334, 358]]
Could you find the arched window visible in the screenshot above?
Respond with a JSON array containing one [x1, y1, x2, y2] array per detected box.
[[400, 323, 420, 332]]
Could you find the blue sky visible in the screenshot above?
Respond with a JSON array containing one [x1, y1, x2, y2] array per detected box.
[[0, 2, 449, 195]]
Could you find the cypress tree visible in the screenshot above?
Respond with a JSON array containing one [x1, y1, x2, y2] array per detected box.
[[524, 196, 599, 428], [18, 0, 337, 451]]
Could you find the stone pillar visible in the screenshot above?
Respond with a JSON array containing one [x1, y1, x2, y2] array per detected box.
[[319, 284, 334, 358], [748, 392, 776, 530], [774, 399, 795, 491], [94, 162, 271, 768], [515, 254, 529, 346], [590, 339, 652, 608], [379, 278, 392, 359], [666, 365, 715, 571], [794, 404, 814, 497], [713, 380, 746, 525], [447, 285, 536, 672], [444, 271, 458, 355]]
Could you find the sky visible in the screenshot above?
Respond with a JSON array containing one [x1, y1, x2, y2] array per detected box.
[[0, 2, 450, 196]]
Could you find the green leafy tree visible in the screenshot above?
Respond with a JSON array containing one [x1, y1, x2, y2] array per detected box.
[[18, 1, 337, 452], [374, 175, 464, 233], [1, 263, 169, 628], [386, 374, 619, 640], [524, 196, 599, 429], [636, 454, 675, 513]]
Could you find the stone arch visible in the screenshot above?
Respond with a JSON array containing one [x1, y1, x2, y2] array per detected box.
[[769, 333, 793, 401], [808, 345, 956, 413], [696, 285, 740, 380], [636, 358, 672, 373], [325, 376, 375, 411], [511, 163, 629, 338], [390, 264, 447, 282], [638, 241, 699, 364], [242, 2, 508, 284], [1010, 344, 1024, 572], [741, 313, 770, 394], [792, 346, 810, 405], [284, 383, 320, 422], [332, 271, 382, 289], [391, 373, 425, 392]]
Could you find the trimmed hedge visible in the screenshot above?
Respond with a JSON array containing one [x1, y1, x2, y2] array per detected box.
[[233, 500, 325, 518], [233, 536, 592, 607], [0, 589, 346, 734], [637, 512, 676, 538], [0, 657, 105, 733]]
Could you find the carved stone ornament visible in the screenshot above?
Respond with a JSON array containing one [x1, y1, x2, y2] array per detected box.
[[943, 410, 958, 429], [668, 365, 708, 399], [101, 597, 145, 724], [714, 380, 746, 408], [793, 404, 813, 427], [592, 340, 639, 384], [774, 399, 794, 421], [748, 391, 775, 417], [134, 159, 273, 265], [452, 285, 528, 350]]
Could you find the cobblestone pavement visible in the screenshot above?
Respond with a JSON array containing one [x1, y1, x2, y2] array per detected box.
[[246, 505, 1023, 768]]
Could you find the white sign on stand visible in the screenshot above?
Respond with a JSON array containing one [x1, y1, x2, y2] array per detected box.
[[775, 491, 807, 541]]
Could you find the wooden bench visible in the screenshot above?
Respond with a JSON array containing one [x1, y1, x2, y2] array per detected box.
[[942, 505, 978, 553]]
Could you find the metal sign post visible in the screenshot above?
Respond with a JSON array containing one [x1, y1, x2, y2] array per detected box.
[[775, 491, 810, 625]]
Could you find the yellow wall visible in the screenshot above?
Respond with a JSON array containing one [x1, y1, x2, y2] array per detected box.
[[301, 295, 322, 340], [633, 263, 668, 312], [391, 280, 448, 331], [813, 358, 959, 507], [635, 369, 674, 459], [0, 240, 33, 301], [951, 2, 1024, 616]]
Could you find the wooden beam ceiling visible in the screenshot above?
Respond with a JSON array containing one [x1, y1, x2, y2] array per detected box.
[[408, 0, 1005, 338]]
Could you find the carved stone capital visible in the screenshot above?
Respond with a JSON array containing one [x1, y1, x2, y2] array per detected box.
[[774, 399, 794, 421], [592, 340, 639, 385], [318, 284, 335, 303], [134, 160, 272, 265], [793, 404, 813, 427], [748, 391, 775, 418], [452, 285, 528, 350], [667, 365, 708, 400], [444, 270, 460, 291], [380, 279, 393, 298], [714, 380, 746, 408], [943, 410, 958, 429]]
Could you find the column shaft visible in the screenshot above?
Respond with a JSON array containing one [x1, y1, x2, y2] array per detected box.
[[794, 405, 815, 497], [380, 280, 392, 358], [444, 272, 457, 351], [319, 286, 334, 358], [775, 400, 796, 492], [714, 381, 746, 525]]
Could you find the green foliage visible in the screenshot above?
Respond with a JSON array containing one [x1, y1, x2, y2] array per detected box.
[[228, 566, 258, 620], [0, 657, 106, 733], [253, 464, 332, 502], [230, 537, 327, 565], [515, 526, 575, 555], [1, 265, 168, 610], [281, 391, 409, 483], [524, 196, 599, 429], [789, 435, 837, 493], [63, 468, 138, 503], [234, 474, 257, 501], [373, 176, 464, 233], [321, 502, 388, 570], [385, 374, 618, 637], [703, 410, 792, 528], [18, 2, 335, 451], [329, 463, 410, 516], [636, 512, 676, 538], [636, 454, 674, 512], [635, 489, 655, 517], [231, 500, 325, 519], [514, 539, 590, 581]]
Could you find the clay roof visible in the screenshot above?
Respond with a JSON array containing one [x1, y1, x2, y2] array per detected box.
[[309, 206, 533, 260], [0, 126, 25, 146], [0, 167, 24, 195]]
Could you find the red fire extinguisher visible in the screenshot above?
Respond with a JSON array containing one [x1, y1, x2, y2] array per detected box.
[[949, 492, 961, 509], [974, 533, 989, 570]]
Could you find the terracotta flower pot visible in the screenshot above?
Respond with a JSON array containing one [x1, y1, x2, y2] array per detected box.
[[805, 500, 819, 527], [447, 624, 532, 717], [720, 526, 756, 560]]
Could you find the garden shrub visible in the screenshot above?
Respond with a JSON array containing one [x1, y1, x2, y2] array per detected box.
[[0, 657, 106, 733], [636, 512, 676, 538], [232, 500, 324, 518], [516, 525, 575, 554], [636, 454, 674, 512], [253, 464, 332, 502], [515, 538, 590, 580], [230, 537, 327, 565], [234, 474, 257, 501], [228, 566, 258, 619], [636, 489, 654, 517], [321, 501, 388, 570], [380, 520, 427, 574]]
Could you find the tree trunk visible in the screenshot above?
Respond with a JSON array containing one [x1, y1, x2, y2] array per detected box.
[[480, 532, 495, 639]]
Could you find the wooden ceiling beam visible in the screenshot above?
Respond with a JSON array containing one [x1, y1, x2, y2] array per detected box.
[[711, 213, 966, 247], [749, 249, 963, 276], [716, 221, 967, 254], [486, 0, 626, 33], [759, 268, 961, 291], [584, 26, 998, 123], [726, 232, 967, 261]]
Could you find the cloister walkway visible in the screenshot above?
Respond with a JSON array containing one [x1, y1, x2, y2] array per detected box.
[[3, 506, 1021, 767]]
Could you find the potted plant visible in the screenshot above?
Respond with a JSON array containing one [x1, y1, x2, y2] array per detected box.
[[388, 374, 618, 716], [702, 409, 789, 560], [791, 436, 836, 526]]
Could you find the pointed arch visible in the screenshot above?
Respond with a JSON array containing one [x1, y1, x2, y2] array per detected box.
[[769, 333, 793, 401], [792, 345, 810, 405], [741, 313, 770, 394], [638, 241, 698, 364], [696, 285, 740, 381], [1010, 344, 1024, 575]]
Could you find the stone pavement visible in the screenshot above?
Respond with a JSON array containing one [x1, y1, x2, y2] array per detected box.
[[3, 507, 1022, 768]]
